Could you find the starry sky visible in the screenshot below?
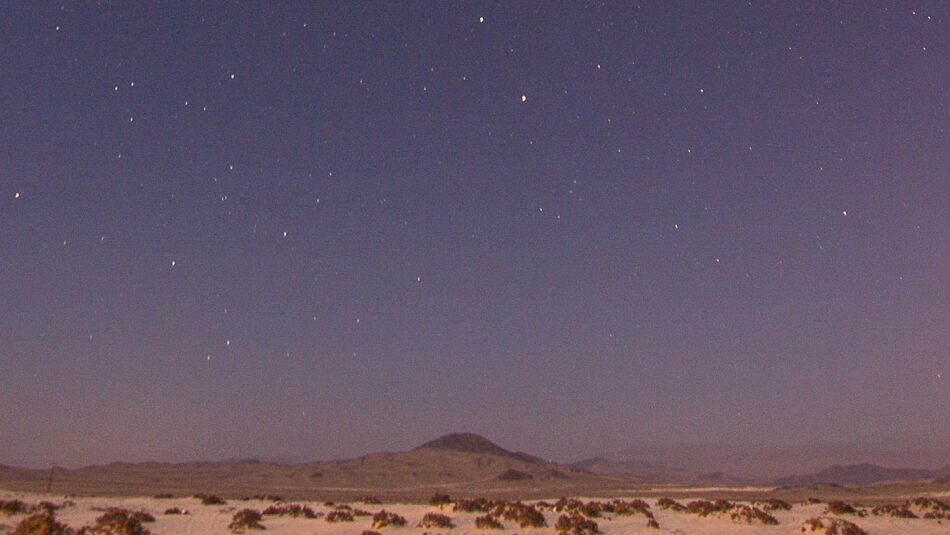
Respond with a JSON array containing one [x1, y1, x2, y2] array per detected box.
[[2, 2, 949, 470]]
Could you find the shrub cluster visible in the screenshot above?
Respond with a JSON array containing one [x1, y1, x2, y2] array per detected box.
[[726, 504, 778, 525], [163, 507, 188, 515], [825, 500, 864, 516], [82, 509, 154, 535], [325, 510, 354, 523], [752, 499, 792, 511], [554, 512, 598, 535], [371, 510, 406, 529], [261, 504, 316, 518], [801, 516, 868, 535], [429, 493, 452, 507], [686, 499, 733, 517], [418, 512, 454, 528], [474, 514, 503, 529], [356, 495, 382, 504], [228, 509, 264, 533], [11, 511, 75, 535], [870, 504, 917, 518], [493, 502, 547, 528], [656, 497, 686, 511], [194, 494, 226, 506], [1, 499, 29, 516]]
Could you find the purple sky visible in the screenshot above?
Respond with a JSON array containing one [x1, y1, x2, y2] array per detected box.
[[2, 2, 949, 470]]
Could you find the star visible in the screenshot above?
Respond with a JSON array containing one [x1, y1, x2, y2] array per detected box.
[[521, 94, 526, 102], [14, 192, 19, 199]]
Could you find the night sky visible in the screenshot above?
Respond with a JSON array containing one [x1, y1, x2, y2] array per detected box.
[[3, 2, 949, 469]]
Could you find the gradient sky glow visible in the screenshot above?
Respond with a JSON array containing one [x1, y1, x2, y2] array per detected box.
[[2, 2, 949, 469]]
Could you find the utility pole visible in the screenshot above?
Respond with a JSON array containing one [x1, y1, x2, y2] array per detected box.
[[46, 464, 56, 493]]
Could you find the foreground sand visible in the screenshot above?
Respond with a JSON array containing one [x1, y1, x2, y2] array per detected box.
[[3, 488, 950, 534]]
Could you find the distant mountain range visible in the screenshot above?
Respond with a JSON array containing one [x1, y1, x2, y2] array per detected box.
[[0, 432, 634, 500], [772, 463, 950, 487]]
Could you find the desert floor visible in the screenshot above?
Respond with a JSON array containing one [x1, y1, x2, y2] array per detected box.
[[3, 488, 950, 534]]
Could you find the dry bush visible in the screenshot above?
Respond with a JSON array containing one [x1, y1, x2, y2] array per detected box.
[[371, 510, 406, 529], [647, 518, 660, 529], [429, 494, 452, 507], [334, 504, 352, 511], [356, 496, 382, 505], [325, 510, 354, 523], [656, 497, 686, 511], [825, 500, 861, 516], [495, 502, 546, 528], [153, 494, 173, 500], [801, 516, 868, 535], [909, 497, 950, 519], [686, 499, 733, 517], [802, 497, 822, 505], [554, 513, 598, 535], [453, 497, 495, 513], [753, 499, 792, 511], [535, 501, 555, 511], [474, 515, 503, 529], [352, 508, 372, 517], [228, 509, 264, 533], [1, 499, 29, 516], [612, 499, 652, 517], [726, 504, 778, 525], [361, 531, 382, 535], [871, 504, 917, 518], [418, 512, 454, 528], [162, 507, 188, 515], [261, 504, 316, 518], [12, 511, 75, 535], [194, 494, 226, 506], [81, 509, 153, 535], [249, 495, 282, 503]]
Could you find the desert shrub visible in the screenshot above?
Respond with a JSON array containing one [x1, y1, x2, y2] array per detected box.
[[163, 507, 188, 515], [801, 516, 868, 535], [825, 500, 858, 516], [228, 509, 264, 533], [325, 510, 354, 523], [474, 515, 503, 529], [554, 513, 598, 535], [753, 499, 792, 511], [647, 518, 660, 529], [871, 504, 917, 518], [656, 497, 686, 511], [555, 497, 584, 512], [1, 499, 29, 516], [352, 508, 372, 517], [802, 497, 822, 505], [371, 510, 406, 529], [453, 497, 495, 513], [361, 531, 382, 535], [357, 495, 382, 504], [153, 494, 173, 499], [261, 504, 316, 518], [726, 504, 778, 525], [418, 512, 454, 528], [429, 493, 452, 507], [82, 509, 152, 535], [613, 499, 652, 517], [910, 497, 950, 519], [494, 502, 546, 528], [12, 511, 75, 535], [334, 504, 352, 511], [194, 494, 226, 506], [535, 501, 555, 511]]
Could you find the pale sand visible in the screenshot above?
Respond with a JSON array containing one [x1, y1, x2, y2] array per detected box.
[[3, 489, 950, 534]]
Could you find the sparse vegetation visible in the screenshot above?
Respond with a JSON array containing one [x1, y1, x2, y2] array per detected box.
[[82, 509, 153, 535], [1, 499, 29, 516], [871, 504, 917, 518], [418, 512, 454, 528], [910, 497, 950, 519], [163, 507, 188, 515], [357, 495, 382, 504], [726, 504, 778, 525], [555, 512, 599, 535], [497, 468, 533, 480], [801, 516, 868, 535], [494, 501, 546, 528], [250, 495, 282, 502], [474, 514, 504, 529], [352, 508, 372, 516], [687, 499, 733, 517], [194, 494, 226, 506], [825, 500, 861, 516], [11, 511, 75, 535], [153, 494, 173, 499], [325, 510, 354, 523], [453, 497, 495, 513], [657, 497, 687, 511], [371, 510, 406, 529], [753, 499, 792, 511], [361, 531, 382, 535], [228, 509, 264, 533], [261, 504, 316, 518]]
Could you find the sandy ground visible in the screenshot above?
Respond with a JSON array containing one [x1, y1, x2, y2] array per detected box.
[[3, 489, 950, 534]]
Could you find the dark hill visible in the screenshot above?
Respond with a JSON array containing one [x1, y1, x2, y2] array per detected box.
[[773, 463, 938, 486], [416, 432, 544, 463]]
